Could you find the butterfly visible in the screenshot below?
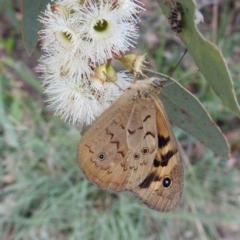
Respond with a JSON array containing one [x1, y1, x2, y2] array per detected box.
[[168, 2, 184, 33], [78, 78, 183, 212]]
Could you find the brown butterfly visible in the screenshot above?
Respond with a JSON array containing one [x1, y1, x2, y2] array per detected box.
[[78, 78, 183, 212]]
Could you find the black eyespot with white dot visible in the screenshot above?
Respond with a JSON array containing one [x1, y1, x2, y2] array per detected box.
[[162, 177, 172, 188], [141, 147, 149, 155], [98, 152, 106, 161], [133, 153, 140, 160]]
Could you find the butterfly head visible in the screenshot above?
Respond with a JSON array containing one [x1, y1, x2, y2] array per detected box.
[[151, 78, 167, 88]]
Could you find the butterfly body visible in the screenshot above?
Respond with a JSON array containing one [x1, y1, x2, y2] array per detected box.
[[78, 78, 183, 212]]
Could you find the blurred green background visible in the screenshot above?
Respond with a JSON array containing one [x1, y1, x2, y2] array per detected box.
[[1, 0, 240, 239]]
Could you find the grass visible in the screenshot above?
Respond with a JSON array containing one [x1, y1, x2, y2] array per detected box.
[[1, 0, 240, 239]]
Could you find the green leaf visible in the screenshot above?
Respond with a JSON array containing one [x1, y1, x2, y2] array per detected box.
[[10, 99, 23, 122], [161, 79, 230, 158], [156, 0, 240, 117], [0, 75, 19, 148], [1, 57, 43, 92], [22, 0, 50, 55]]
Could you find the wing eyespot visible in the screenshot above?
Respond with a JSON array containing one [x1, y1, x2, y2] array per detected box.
[[141, 147, 149, 155], [162, 176, 172, 188], [98, 152, 106, 161], [133, 153, 140, 160]]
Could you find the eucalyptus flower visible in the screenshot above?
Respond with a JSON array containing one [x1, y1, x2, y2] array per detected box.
[[38, 0, 144, 125], [72, 0, 139, 63]]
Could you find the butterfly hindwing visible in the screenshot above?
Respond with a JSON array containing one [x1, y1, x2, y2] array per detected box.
[[131, 95, 183, 212]]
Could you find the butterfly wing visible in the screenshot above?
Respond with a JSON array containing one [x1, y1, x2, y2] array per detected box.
[[78, 88, 158, 192], [131, 95, 183, 212]]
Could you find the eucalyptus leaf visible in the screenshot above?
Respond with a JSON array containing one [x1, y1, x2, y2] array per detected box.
[[22, 0, 50, 54], [156, 0, 240, 117], [161, 79, 229, 158]]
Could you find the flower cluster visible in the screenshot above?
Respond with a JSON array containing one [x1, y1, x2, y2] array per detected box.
[[39, 0, 145, 124]]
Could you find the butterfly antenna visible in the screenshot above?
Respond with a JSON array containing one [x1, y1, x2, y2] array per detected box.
[[164, 69, 200, 87], [165, 48, 187, 84]]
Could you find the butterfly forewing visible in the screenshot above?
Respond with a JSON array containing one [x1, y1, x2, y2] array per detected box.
[[78, 83, 158, 192], [131, 95, 183, 212]]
